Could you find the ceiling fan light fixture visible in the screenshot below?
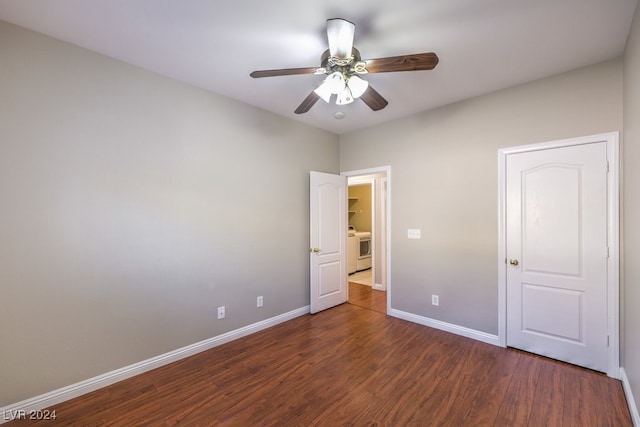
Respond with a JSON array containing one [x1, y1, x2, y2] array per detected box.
[[347, 75, 369, 99], [314, 82, 332, 103], [336, 86, 354, 105], [326, 71, 345, 92], [314, 71, 346, 103]]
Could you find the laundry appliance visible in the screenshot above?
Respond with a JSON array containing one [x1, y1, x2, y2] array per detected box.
[[348, 226, 371, 273]]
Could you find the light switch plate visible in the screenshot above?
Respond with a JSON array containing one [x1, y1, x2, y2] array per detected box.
[[408, 229, 421, 239]]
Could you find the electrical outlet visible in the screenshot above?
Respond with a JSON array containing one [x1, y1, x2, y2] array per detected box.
[[431, 295, 439, 306], [408, 229, 421, 239], [257, 296, 263, 308], [217, 306, 225, 319]]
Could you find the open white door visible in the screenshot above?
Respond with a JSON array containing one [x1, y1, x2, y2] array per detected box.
[[310, 171, 347, 314]]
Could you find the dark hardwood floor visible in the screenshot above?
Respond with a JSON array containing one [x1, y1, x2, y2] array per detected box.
[[348, 281, 386, 314], [8, 299, 631, 426]]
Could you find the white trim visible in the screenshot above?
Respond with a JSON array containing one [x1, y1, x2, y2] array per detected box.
[[0, 306, 310, 424], [621, 368, 640, 426], [606, 133, 621, 378], [498, 145, 507, 347], [497, 131, 620, 378], [389, 308, 501, 347], [377, 177, 388, 291], [342, 166, 392, 313]]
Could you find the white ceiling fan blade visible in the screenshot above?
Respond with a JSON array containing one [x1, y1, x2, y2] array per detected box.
[[327, 18, 355, 59]]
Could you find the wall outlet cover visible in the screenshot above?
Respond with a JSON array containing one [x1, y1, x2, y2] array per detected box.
[[408, 229, 421, 239]]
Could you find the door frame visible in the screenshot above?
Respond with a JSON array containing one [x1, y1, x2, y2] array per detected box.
[[497, 132, 620, 378], [342, 166, 391, 312]]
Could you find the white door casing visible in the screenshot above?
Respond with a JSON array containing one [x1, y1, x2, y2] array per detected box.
[[342, 166, 392, 312], [379, 177, 388, 291], [310, 171, 347, 314], [498, 132, 619, 378]]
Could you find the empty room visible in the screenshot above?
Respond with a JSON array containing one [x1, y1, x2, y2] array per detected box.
[[1, 1, 640, 425]]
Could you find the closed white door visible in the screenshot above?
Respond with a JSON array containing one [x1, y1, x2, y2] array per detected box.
[[310, 171, 347, 314], [506, 142, 609, 372]]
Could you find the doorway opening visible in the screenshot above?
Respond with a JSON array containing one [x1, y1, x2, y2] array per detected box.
[[342, 167, 390, 314]]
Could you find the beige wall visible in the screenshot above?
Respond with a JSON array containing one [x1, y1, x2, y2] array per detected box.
[[340, 59, 623, 335], [0, 21, 339, 405], [624, 3, 640, 415]]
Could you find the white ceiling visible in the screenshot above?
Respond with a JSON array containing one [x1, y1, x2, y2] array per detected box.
[[0, 0, 637, 134]]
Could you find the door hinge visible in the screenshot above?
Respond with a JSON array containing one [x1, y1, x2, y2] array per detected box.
[[607, 335, 610, 347], [607, 247, 610, 258], [606, 161, 610, 173]]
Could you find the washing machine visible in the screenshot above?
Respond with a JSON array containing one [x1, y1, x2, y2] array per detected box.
[[354, 231, 372, 271]]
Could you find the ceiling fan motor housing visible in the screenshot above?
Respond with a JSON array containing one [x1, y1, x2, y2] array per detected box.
[[320, 48, 366, 77]]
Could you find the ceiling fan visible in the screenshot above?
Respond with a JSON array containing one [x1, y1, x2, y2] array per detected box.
[[250, 18, 439, 114]]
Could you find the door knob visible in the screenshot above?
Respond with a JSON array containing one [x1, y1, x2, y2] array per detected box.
[[310, 248, 320, 253], [509, 259, 519, 266]]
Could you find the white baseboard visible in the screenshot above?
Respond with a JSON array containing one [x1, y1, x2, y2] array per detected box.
[[0, 306, 310, 424], [621, 367, 640, 426], [388, 308, 501, 347]]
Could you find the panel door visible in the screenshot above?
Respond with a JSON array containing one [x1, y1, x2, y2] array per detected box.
[[310, 171, 347, 314], [506, 142, 608, 372]]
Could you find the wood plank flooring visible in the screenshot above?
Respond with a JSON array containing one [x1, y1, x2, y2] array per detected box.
[[7, 302, 631, 426], [348, 281, 386, 314]]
